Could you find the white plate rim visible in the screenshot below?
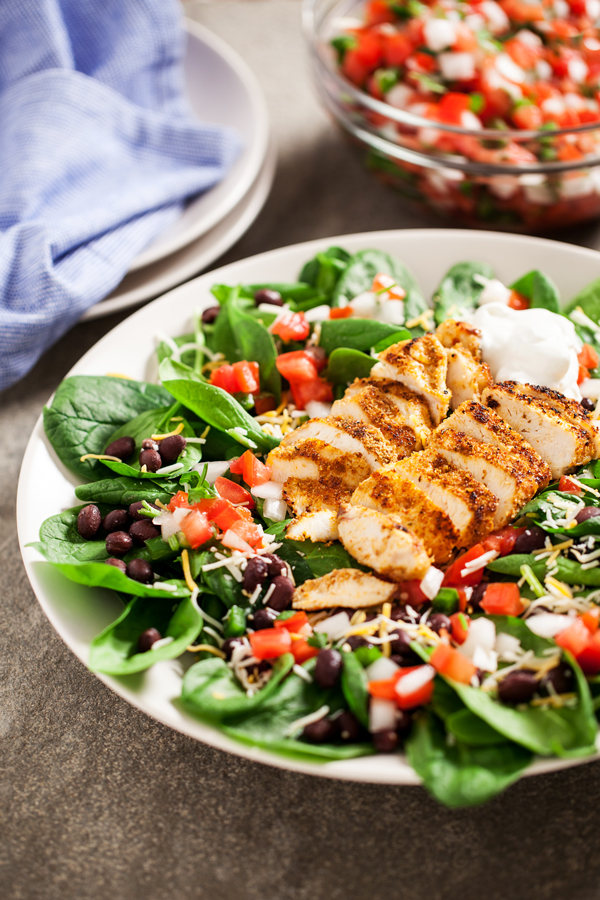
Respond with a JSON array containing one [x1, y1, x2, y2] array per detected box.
[[128, 19, 270, 272], [17, 228, 600, 786]]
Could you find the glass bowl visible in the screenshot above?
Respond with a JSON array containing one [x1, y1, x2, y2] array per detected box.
[[303, 0, 600, 231]]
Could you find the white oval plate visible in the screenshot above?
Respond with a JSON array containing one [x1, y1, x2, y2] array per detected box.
[[128, 19, 269, 272], [17, 230, 600, 785]]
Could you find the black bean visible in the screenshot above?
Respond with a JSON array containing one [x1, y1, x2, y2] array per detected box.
[[77, 505, 102, 540], [139, 448, 162, 472], [396, 710, 412, 739], [138, 628, 162, 653], [102, 509, 130, 533], [105, 557, 126, 573], [248, 608, 278, 630], [345, 635, 374, 651], [335, 711, 361, 742], [262, 553, 287, 578], [159, 434, 187, 465], [314, 649, 343, 688], [372, 729, 399, 753], [581, 397, 596, 412], [243, 556, 269, 593], [428, 613, 452, 634], [514, 525, 547, 554], [105, 531, 133, 556], [129, 519, 160, 545], [302, 717, 339, 744], [201, 305, 221, 325], [389, 629, 412, 656], [470, 582, 488, 613], [126, 558, 154, 584], [254, 288, 283, 307], [222, 637, 246, 661], [266, 575, 294, 611], [142, 438, 159, 451], [105, 436, 135, 460], [541, 661, 575, 695], [575, 506, 600, 524], [129, 500, 158, 521], [497, 670, 538, 705], [390, 604, 422, 624]]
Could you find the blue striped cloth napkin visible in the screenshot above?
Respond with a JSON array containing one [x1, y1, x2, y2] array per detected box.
[[0, 0, 242, 391]]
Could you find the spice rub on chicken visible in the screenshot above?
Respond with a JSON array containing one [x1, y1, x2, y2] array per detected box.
[[370, 333, 450, 425], [337, 504, 431, 582], [482, 382, 597, 480], [338, 379, 433, 449], [435, 320, 491, 410], [292, 568, 397, 611], [331, 384, 423, 456]]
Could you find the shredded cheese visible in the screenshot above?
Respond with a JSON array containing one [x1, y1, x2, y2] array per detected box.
[[181, 549, 197, 593], [79, 453, 122, 463], [186, 643, 226, 658], [151, 422, 185, 441], [405, 308, 434, 330]]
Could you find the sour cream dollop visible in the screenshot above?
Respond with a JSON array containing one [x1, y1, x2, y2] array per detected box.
[[470, 302, 583, 400]]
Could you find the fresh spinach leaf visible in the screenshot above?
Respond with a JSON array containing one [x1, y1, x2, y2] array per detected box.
[[446, 708, 508, 746], [324, 347, 376, 384], [33, 505, 111, 563], [44, 559, 189, 598], [88, 593, 202, 675], [299, 246, 351, 298], [510, 270, 561, 314], [179, 468, 218, 502], [191, 549, 247, 609], [318, 319, 411, 355], [406, 712, 532, 808], [278, 538, 367, 581], [488, 553, 600, 587], [43, 376, 173, 480], [341, 650, 370, 727], [226, 297, 281, 400], [564, 277, 600, 322], [331, 250, 426, 324], [432, 261, 495, 326], [372, 329, 412, 352], [75, 476, 176, 506]]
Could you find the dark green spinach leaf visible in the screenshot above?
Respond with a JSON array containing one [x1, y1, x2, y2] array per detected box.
[[432, 261, 495, 326], [510, 270, 560, 314]]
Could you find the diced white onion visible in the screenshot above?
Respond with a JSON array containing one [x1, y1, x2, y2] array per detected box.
[[369, 697, 398, 733], [304, 305, 331, 323], [305, 400, 333, 419], [263, 498, 289, 522], [489, 175, 519, 200], [580, 378, 600, 400], [419, 566, 444, 601], [460, 110, 483, 130], [568, 57, 588, 83], [395, 665, 435, 699], [516, 29, 542, 48], [439, 52, 476, 82], [315, 611, 351, 641], [366, 656, 401, 682], [496, 53, 525, 84], [386, 83, 412, 110], [480, 0, 510, 34], [559, 176, 595, 200], [526, 613, 573, 638], [349, 291, 378, 317], [535, 59, 552, 80], [222, 529, 254, 553], [251, 481, 284, 500], [495, 632, 521, 658], [472, 646, 498, 673], [459, 617, 496, 659], [423, 17, 456, 52], [194, 460, 230, 483], [378, 299, 405, 325], [158, 511, 180, 541], [172, 506, 191, 525]]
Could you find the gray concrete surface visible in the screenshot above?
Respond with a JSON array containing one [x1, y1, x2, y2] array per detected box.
[[3, 2, 600, 898]]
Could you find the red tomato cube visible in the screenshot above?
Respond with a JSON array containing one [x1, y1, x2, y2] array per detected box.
[[430, 644, 477, 684], [276, 351, 319, 383], [232, 360, 260, 394], [214, 476, 255, 510], [480, 583, 525, 617], [179, 509, 213, 549], [210, 364, 239, 394], [249, 627, 292, 660]]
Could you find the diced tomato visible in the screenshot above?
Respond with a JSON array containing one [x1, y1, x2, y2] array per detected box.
[[452, 22, 478, 53], [410, 51, 437, 73], [275, 611, 312, 636], [270, 311, 310, 343], [221, 529, 254, 554], [482, 527, 525, 557], [438, 92, 470, 125], [193, 496, 227, 519], [368, 672, 402, 700], [578, 365, 590, 385], [249, 627, 292, 660], [342, 49, 370, 85], [291, 637, 320, 664], [228, 518, 264, 548], [215, 476, 255, 510], [168, 490, 191, 511], [371, 272, 407, 300], [329, 306, 353, 319], [581, 607, 600, 633], [365, 0, 396, 25], [394, 664, 435, 709], [230, 449, 272, 487], [210, 364, 239, 394], [558, 475, 583, 495], [383, 31, 413, 67], [290, 378, 334, 410], [354, 30, 383, 67], [480, 582, 525, 617], [576, 630, 600, 675], [557, 142, 583, 162], [276, 350, 319, 382], [397, 579, 429, 607], [179, 509, 213, 549], [232, 360, 260, 394], [458, 588, 468, 613], [430, 644, 477, 685], [500, 0, 545, 22], [505, 39, 540, 70], [449, 612, 470, 645], [507, 289, 530, 311], [212, 501, 251, 532], [443, 544, 487, 588], [579, 343, 599, 370], [555, 616, 591, 657]]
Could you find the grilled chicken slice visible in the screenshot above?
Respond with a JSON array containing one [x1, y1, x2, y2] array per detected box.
[[436, 320, 483, 360], [292, 569, 397, 611], [286, 510, 339, 542], [516, 384, 600, 457], [331, 385, 419, 457], [276, 416, 398, 469], [482, 382, 596, 479], [437, 401, 552, 489], [344, 379, 433, 448], [445, 347, 492, 410], [351, 466, 460, 563], [337, 504, 431, 581], [393, 453, 498, 548], [427, 428, 542, 530], [370, 334, 451, 425]]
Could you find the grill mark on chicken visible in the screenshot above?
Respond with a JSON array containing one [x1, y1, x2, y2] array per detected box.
[[331, 385, 420, 456], [345, 378, 433, 448]]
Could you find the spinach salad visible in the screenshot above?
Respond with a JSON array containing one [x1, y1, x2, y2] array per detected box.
[[34, 246, 600, 807]]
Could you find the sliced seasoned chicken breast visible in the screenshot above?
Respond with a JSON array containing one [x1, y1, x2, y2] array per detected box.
[[331, 385, 419, 457], [292, 569, 397, 611], [482, 382, 596, 479], [516, 384, 600, 457], [427, 428, 542, 529], [437, 400, 552, 489], [277, 416, 398, 470], [337, 504, 431, 581], [344, 378, 433, 448], [351, 466, 460, 563], [370, 334, 451, 425], [286, 510, 339, 542], [393, 452, 498, 547], [445, 347, 492, 410], [436, 319, 483, 360]]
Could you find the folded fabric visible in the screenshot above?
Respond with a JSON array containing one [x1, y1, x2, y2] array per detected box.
[[0, 0, 243, 391]]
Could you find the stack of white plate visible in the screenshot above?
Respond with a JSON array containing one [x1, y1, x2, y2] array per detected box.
[[84, 20, 274, 321]]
